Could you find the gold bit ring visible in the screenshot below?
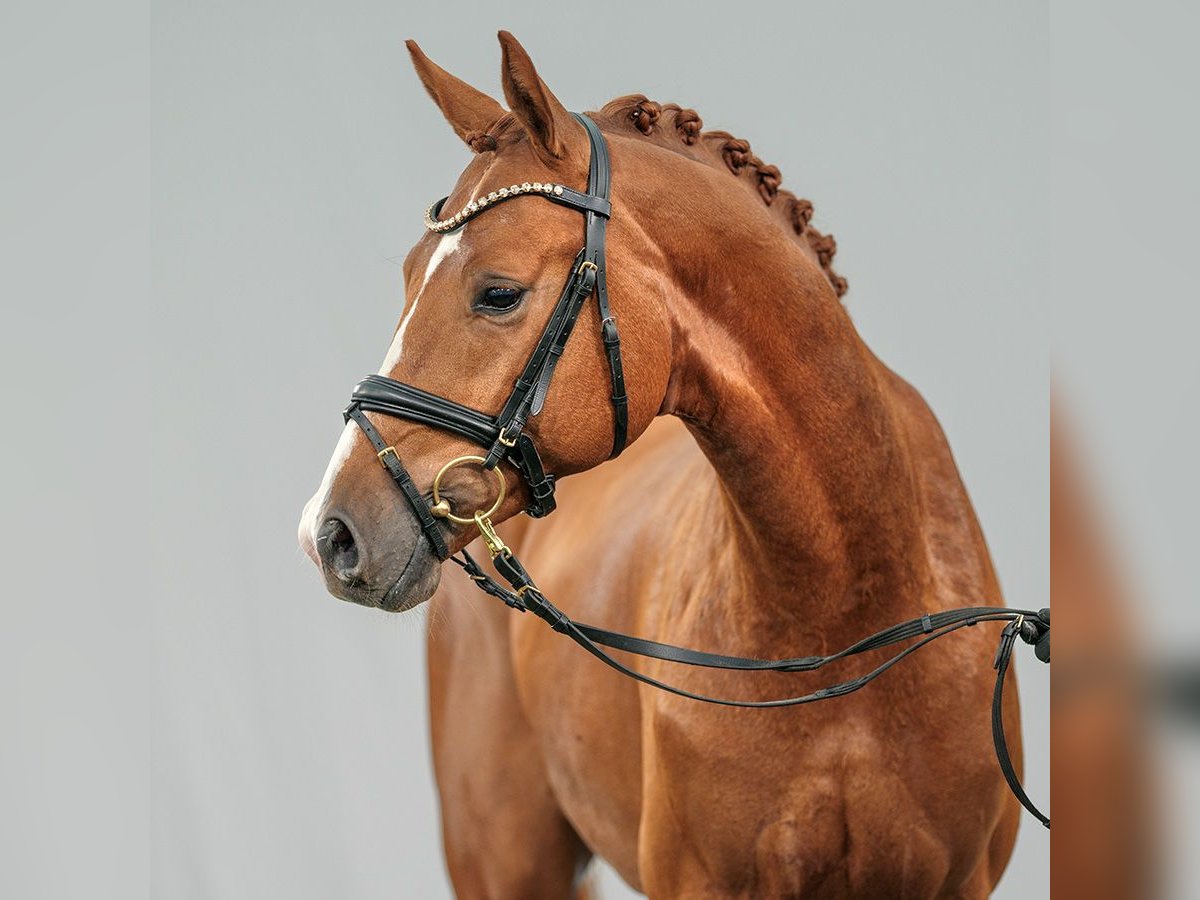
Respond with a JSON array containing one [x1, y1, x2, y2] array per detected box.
[[429, 455, 506, 525]]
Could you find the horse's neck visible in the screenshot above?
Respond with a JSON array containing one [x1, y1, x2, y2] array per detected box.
[[659, 221, 930, 632]]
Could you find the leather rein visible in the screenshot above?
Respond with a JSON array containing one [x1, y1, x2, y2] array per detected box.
[[340, 113, 1050, 829]]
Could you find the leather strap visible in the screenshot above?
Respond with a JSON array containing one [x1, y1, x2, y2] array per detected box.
[[352, 375, 500, 448], [993, 612, 1051, 827], [549, 186, 611, 218], [343, 404, 449, 560], [349, 376, 559, 519], [513, 432, 556, 517], [451, 546, 1051, 827], [574, 113, 628, 458], [431, 186, 611, 222], [484, 115, 619, 468], [482, 257, 590, 468], [530, 262, 597, 414]]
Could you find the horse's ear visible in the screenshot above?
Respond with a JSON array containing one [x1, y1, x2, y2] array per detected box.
[[405, 40, 506, 152], [497, 31, 586, 166]]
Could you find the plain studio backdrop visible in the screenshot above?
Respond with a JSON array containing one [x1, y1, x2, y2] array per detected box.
[[146, 2, 1049, 897]]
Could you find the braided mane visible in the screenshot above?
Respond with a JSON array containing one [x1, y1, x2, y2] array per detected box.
[[594, 95, 848, 299]]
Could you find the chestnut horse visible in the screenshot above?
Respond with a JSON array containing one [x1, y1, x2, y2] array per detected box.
[[300, 32, 1023, 899]]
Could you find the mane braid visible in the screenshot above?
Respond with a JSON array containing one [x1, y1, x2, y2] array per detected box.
[[594, 94, 848, 299]]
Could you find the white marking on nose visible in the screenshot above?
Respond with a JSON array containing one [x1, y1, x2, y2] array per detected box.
[[379, 228, 465, 375], [300, 173, 496, 563], [301, 223, 471, 558], [299, 420, 360, 555]]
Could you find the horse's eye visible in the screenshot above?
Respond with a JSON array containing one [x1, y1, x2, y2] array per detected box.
[[474, 285, 524, 314]]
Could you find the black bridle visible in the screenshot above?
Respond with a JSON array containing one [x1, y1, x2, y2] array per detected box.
[[338, 113, 1050, 828], [344, 112, 624, 560]]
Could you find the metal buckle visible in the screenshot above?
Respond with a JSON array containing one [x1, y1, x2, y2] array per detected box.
[[577, 260, 598, 276], [497, 426, 518, 448], [377, 446, 398, 466]]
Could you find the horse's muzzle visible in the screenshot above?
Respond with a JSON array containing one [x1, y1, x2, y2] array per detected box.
[[305, 498, 442, 612]]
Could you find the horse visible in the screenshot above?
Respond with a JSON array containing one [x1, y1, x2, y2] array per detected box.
[[299, 31, 1024, 899]]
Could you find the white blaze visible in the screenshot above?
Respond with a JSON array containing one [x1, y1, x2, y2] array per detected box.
[[298, 420, 360, 558], [379, 229, 464, 374], [299, 228, 467, 553]]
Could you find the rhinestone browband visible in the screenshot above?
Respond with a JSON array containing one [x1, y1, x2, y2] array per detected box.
[[424, 182, 566, 233]]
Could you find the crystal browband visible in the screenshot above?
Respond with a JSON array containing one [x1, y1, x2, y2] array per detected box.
[[424, 182, 567, 233]]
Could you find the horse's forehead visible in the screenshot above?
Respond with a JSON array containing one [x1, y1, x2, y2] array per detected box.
[[444, 144, 562, 209], [402, 155, 512, 279], [405, 225, 466, 286], [380, 228, 467, 375]]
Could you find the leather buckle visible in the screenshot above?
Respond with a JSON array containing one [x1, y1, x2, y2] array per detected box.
[[601, 315, 620, 346], [576, 260, 598, 293]]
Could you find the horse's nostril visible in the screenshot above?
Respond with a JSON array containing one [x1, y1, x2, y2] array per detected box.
[[317, 517, 361, 581]]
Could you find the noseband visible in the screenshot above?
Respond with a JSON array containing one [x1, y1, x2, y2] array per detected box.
[[343, 113, 624, 560], [335, 112, 1050, 829]]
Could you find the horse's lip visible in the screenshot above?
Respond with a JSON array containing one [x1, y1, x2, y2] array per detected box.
[[379, 533, 438, 612]]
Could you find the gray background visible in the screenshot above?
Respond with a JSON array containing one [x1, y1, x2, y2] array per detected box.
[[1052, 3, 1200, 897], [152, 2, 1049, 896], [4, 0, 1075, 896]]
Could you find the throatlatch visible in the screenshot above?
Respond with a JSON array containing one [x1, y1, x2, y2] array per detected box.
[[340, 112, 1050, 829]]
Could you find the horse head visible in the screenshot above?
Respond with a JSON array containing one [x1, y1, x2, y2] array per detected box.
[[299, 33, 673, 610]]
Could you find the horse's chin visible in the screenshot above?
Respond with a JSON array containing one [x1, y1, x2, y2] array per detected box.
[[379, 557, 442, 612]]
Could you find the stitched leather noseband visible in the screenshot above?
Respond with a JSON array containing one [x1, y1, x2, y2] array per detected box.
[[335, 112, 1050, 829]]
